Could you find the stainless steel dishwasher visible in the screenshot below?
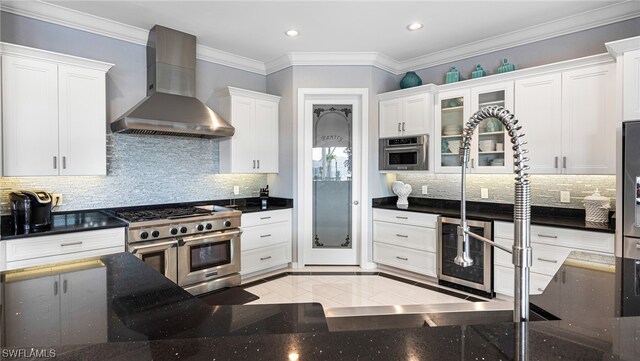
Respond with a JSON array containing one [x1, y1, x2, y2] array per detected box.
[[437, 216, 493, 296]]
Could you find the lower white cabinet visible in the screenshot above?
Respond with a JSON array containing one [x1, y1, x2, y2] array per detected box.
[[240, 209, 292, 276], [3, 228, 125, 271], [372, 209, 439, 277], [4, 264, 107, 347], [493, 221, 614, 297]]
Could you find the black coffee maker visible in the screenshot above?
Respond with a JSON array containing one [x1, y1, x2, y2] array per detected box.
[[9, 191, 53, 230]]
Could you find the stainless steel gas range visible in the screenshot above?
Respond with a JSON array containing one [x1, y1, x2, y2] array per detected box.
[[114, 205, 242, 295]]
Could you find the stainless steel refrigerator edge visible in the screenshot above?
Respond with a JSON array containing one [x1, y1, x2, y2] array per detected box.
[[622, 121, 640, 259]]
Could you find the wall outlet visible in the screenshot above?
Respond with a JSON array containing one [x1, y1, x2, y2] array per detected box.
[[422, 185, 428, 195], [481, 188, 489, 199], [560, 191, 571, 203], [233, 186, 240, 195], [52, 193, 63, 206]]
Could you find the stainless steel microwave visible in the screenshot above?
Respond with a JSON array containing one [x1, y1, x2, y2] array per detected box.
[[379, 134, 428, 171]]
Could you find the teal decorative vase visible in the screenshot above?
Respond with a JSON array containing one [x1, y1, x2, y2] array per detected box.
[[445, 67, 460, 83], [471, 64, 486, 79], [498, 58, 515, 73], [400, 71, 422, 89]]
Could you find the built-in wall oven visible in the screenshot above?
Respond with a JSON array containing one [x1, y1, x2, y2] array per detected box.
[[437, 216, 493, 296], [379, 134, 428, 171]]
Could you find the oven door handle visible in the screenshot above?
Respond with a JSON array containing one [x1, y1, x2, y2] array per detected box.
[[130, 240, 178, 253], [385, 146, 420, 152], [180, 229, 243, 244]]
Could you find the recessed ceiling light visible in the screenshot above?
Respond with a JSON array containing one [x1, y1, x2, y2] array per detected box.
[[406, 23, 423, 31], [285, 29, 299, 37]]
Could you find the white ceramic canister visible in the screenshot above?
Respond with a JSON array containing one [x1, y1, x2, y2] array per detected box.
[[583, 189, 611, 223]]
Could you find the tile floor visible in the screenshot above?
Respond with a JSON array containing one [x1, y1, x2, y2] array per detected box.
[[244, 273, 479, 310]]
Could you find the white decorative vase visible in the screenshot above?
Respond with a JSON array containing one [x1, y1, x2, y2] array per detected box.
[[392, 181, 412, 208]]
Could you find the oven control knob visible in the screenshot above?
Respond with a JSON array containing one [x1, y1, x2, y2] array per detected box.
[[223, 220, 232, 227], [180, 226, 188, 234], [151, 230, 160, 238], [205, 223, 213, 230], [196, 224, 204, 231], [140, 231, 149, 239], [170, 228, 178, 235]]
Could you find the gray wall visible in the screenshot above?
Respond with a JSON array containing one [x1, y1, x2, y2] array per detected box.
[[0, 12, 268, 213]]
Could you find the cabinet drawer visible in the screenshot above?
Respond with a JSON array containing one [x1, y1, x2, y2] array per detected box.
[[5, 246, 123, 271], [373, 242, 436, 277], [242, 222, 291, 251], [242, 209, 292, 228], [372, 209, 438, 228], [241, 243, 291, 275], [494, 237, 570, 276], [373, 221, 436, 252], [5, 228, 125, 263], [494, 264, 553, 297], [494, 221, 614, 254]]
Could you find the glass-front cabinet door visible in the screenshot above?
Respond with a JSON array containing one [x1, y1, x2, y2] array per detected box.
[[435, 89, 470, 173], [470, 81, 514, 174]]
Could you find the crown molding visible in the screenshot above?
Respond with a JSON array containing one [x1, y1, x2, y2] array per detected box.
[[605, 36, 640, 58], [0, 42, 114, 71], [1, 0, 639, 77]]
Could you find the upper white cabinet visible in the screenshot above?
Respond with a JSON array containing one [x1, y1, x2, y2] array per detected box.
[[435, 81, 514, 174], [378, 85, 435, 138], [217, 87, 281, 173], [606, 36, 640, 121], [1, 43, 113, 177], [515, 63, 616, 174]]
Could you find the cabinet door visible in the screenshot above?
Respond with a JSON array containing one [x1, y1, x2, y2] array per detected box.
[[229, 96, 256, 173], [561, 64, 616, 174], [435, 89, 470, 173], [2, 55, 59, 176], [60, 267, 107, 345], [379, 98, 402, 138], [514, 74, 562, 174], [58, 65, 107, 176], [470, 81, 514, 174], [402, 93, 430, 136], [623, 49, 640, 121], [4, 275, 61, 346], [253, 99, 279, 173]]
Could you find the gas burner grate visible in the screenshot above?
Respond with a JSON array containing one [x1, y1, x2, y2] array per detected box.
[[116, 207, 212, 222]]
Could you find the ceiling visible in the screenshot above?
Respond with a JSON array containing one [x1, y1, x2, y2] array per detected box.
[[2, 1, 639, 74]]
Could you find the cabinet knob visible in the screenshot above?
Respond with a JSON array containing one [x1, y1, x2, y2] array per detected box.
[[353, 201, 359, 205]]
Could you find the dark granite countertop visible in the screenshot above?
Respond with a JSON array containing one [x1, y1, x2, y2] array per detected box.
[[2, 251, 639, 360], [206, 196, 294, 214], [373, 196, 615, 233], [0, 211, 127, 240]]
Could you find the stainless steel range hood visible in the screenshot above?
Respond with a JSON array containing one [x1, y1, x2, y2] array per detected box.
[[110, 25, 234, 138]]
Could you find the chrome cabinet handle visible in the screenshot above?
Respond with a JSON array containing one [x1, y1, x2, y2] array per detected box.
[[396, 234, 409, 238], [396, 256, 408, 261], [54, 281, 58, 296], [537, 257, 558, 263], [402, 122, 406, 131], [60, 241, 83, 247], [260, 234, 272, 238], [260, 256, 272, 261], [53, 156, 57, 169], [537, 234, 558, 239], [257, 160, 260, 169], [563, 156, 567, 169], [260, 216, 272, 220], [471, 159, 475, 168], [253, 160, 256, 169], [63, 279, 68, 293], [398, 123, 401, 132], [395, 216, 408, 219], [554, 156, 558, 169], [62, 156, 67, 169]]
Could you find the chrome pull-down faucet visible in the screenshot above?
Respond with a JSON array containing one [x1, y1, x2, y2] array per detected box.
[[455, 105, 533, 323]]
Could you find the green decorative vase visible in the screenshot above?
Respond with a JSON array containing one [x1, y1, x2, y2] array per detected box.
[[445, 67, 460, 83], [471, 64, 486, 79], [400, 71, 422, 89], [498, 58, 516, 73]]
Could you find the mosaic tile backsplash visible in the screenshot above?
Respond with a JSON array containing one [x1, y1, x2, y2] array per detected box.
[[0, 134, 267, 214], [395, 174, 616, 210]]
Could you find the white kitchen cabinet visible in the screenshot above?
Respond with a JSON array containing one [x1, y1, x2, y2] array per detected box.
[[493, 221, 614, 297], [240, 209, 292, 277], [372, 209, 439, 277], [217, 87, 281, 173], [3, 227, 125, 271], [378, 86, 434, 138], [0, 43, 113, 177], [623, 49, 640, 121], [4, 264, 107, 347], [435, 82, 514, 174], [515, 63, 616, 175]]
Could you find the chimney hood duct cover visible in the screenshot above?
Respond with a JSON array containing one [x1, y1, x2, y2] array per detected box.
[[110, 25, 234, 138]]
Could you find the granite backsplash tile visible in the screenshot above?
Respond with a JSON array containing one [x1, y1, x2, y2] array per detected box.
[[395, 173, 616, 209], [0, 134, 267, 214]]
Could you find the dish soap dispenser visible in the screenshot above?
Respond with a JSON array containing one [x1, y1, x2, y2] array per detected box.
[[260, 185, 269, 209]]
